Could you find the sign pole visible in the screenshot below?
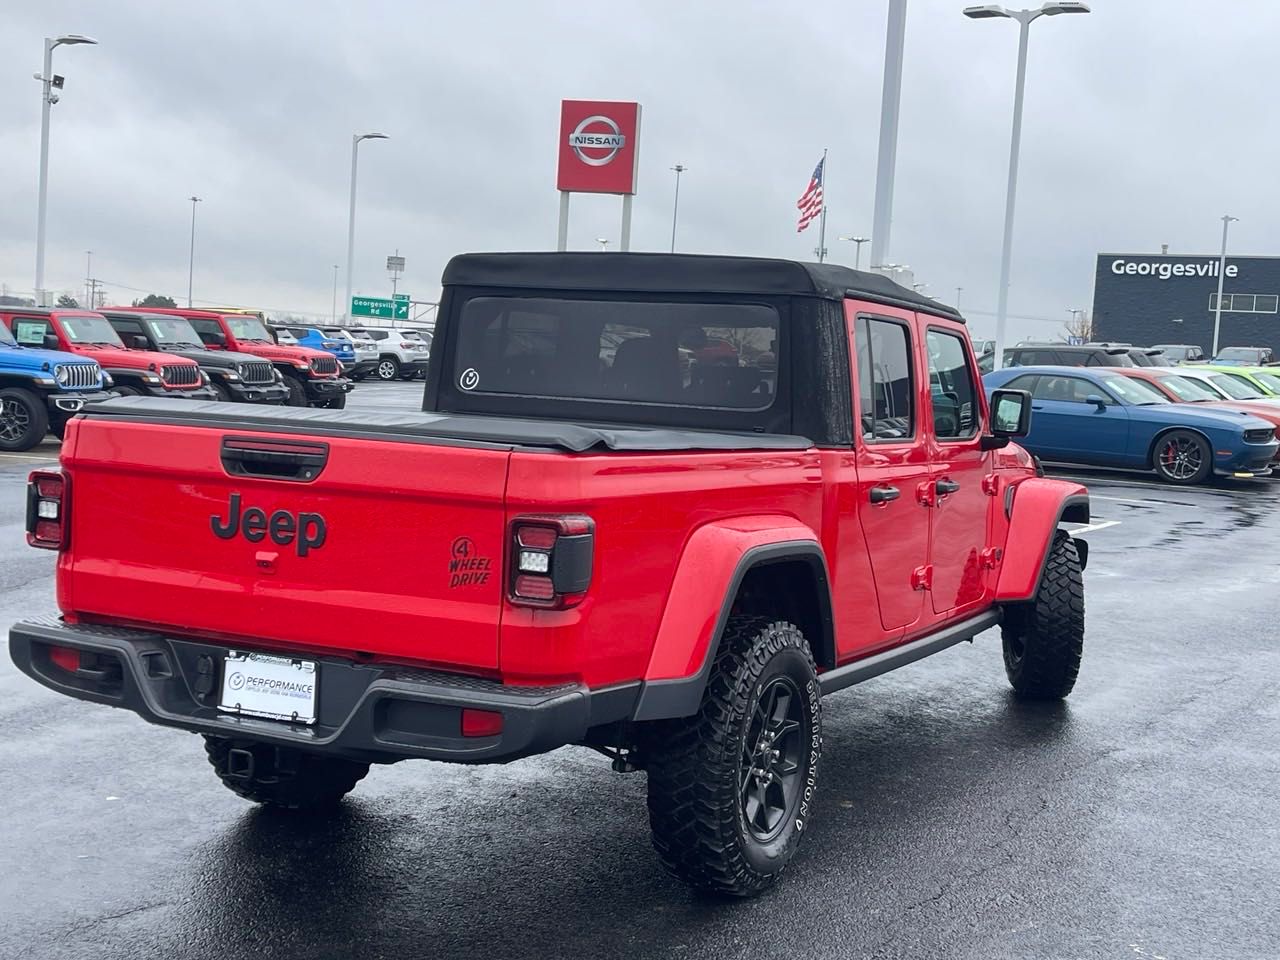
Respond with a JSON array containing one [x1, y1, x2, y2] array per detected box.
[[557, 191, 570, 251], [620, 195, 633, 252]]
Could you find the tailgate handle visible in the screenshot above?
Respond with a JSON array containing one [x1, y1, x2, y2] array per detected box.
[[220, 437, 329, 482]]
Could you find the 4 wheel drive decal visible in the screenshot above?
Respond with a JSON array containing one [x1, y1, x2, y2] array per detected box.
[[211, 493, 326, 556], [448, 536, 492, 587]]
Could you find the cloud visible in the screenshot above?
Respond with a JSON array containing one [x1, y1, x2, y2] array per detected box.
[[1, 0, 1276, 341]]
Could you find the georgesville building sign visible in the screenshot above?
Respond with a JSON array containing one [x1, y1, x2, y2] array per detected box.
[[1093, 253, 1280, 352]]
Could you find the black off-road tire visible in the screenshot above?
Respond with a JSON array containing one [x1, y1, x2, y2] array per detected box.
[[643, 617, 822, 897], [0, 387, 49, 452], [282, 375, 308, 407], [1001, 530, 1085, 700], [110, 385, 142, 397], [203, 736, 369, 810], [210, 382, 234, 402]]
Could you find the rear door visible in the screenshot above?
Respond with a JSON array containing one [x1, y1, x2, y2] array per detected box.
[[64, 421, 512, 670], [923, 324, 992, 615], [850, 307, 929, 632]]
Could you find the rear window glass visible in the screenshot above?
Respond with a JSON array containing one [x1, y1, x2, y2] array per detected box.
[[453, 297, 779, 409]]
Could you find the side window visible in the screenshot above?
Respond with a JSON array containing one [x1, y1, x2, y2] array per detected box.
[[855, 317, 915, 442], [367, 330, 388, 341], [1033, 375, 1096, 402], [926, 329, 979, 439], [111, 318, 144, 336], [1003, 374, 1040, 395], [12, 317, 51, 347]]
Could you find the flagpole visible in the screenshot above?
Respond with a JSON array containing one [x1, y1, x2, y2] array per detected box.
[[817, 148, 828, 262]]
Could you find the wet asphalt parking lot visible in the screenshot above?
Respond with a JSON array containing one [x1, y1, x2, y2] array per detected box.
[[2, 382, 1277, 960]]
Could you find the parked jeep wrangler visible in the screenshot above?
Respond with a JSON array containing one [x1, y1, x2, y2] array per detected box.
[[11, 254, 1088, 896], [102, 310, 289, 406], [0, 317, 110, 450]]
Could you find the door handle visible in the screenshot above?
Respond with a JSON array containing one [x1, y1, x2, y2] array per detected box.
[[935, 478, 961, 495], [869, 485, 901, 504], [1031, 404, 1045, 410]]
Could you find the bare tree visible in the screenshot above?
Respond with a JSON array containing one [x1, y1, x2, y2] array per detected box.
[[1063, 310, 1094, 342]]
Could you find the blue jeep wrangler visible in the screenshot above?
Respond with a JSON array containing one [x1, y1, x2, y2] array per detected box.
[[0, 321, 111, 450]]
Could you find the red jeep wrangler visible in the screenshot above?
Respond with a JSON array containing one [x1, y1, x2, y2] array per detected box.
[[120, 307, 352, 408], [11, 254, 1088, 896], [0, 308, 216, 401]]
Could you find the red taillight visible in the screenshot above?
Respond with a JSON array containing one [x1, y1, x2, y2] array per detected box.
[[509, 515, 594, 608], [460, 708, 504, 738], [48, 644, 81, 672], [26, 470, 68, 550]]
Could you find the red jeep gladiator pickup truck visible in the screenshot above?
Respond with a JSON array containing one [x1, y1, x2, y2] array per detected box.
[[11, 254, 1088, 896], [119, 307, 352, 408]]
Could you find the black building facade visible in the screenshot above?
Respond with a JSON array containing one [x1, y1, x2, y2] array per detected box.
[[1092, 253, 1280, 353]]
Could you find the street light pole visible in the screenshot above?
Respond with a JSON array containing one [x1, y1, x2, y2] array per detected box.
[[955, 286, 963, 309], [187, 196, 201, 307], [838, 236, 871, 270], [669, 164, 686, 253], [344, 132, 389, 322], [596, 238, 611, 252], [332, 264, 340, 323], [34, 34, 98, 306], [1211, 214, 1238, 358], [963, 2, 1090, 370]]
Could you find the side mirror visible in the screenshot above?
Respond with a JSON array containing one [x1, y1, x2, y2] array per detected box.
[[42, 334, 61, 351], [199, 330, 227, 349], [1085, 394, 1108, 410], [982, 388, 1031, 449], [128, 335, 149, 350]]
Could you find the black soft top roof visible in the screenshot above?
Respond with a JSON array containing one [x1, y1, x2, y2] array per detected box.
[[442, 252, 963, 323]]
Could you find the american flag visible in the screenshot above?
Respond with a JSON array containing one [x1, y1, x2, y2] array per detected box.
[[796, 155, 825, 233]]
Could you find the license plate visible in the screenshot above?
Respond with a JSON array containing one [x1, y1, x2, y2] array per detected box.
[[218, 651, 318, 724]]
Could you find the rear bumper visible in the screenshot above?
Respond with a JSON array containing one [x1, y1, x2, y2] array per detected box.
[[8, 618, 637, 765], [303, 376, 354, 401]]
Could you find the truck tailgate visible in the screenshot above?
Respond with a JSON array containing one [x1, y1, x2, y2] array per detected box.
[[62, 418, 510, 671]]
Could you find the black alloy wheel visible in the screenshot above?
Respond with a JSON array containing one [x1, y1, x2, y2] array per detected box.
[[740, 675, 805, 843]]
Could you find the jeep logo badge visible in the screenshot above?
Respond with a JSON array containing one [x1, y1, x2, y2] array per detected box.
[[567, 115, 625, 167], [211, 493, 326, 556]]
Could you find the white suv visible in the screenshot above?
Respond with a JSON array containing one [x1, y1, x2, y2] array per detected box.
[[321, 327, 380, 381], [356, 327, 431, 381]]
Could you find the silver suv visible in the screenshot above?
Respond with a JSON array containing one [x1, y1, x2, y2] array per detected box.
[[356, 327, 431, 381]]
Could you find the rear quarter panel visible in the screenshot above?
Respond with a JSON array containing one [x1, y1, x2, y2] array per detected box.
[[501, 449, 824, 686]]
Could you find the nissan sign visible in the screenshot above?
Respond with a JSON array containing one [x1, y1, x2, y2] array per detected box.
[[557, 100, 641, 195]]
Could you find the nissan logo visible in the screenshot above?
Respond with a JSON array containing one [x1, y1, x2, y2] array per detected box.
[[568, 115, 625, 166]]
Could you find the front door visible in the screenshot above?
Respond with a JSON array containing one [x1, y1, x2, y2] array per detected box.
[[851, 308, 930, 632], [924, 325, 992, 615], [1030, 374, 1130, 465]]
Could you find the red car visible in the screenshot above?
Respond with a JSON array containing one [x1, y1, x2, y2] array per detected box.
[[12, 253, 1088, 895], [1114, 367, 1280, 469], [0, 308, 215, 400], [118, 307, 351, 408]]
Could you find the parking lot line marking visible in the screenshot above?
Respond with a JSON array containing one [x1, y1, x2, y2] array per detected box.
[[1069, 520, 1121, 534], [0, 453, 60, 463]]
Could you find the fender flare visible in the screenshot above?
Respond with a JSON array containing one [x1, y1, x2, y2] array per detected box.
[[995, 477, 1090, 604], [101, 367, 152, 387], [632, 519, 834, 722]]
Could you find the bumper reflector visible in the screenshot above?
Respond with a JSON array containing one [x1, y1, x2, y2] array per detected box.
[[461, 708, 504, 738]]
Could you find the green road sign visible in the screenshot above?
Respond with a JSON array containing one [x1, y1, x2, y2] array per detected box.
[[350, 296, 410, 320]]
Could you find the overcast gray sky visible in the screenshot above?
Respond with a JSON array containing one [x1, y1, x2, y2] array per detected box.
[[3, 0, 1277, 338]]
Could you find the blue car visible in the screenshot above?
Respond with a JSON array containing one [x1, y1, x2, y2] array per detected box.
[[273, 324, 359, 372], [0, 320, 111, 450], [983, 365, 1278, 485]]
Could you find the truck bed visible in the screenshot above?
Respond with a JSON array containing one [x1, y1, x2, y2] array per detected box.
[[80, 397, 814, 452]]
